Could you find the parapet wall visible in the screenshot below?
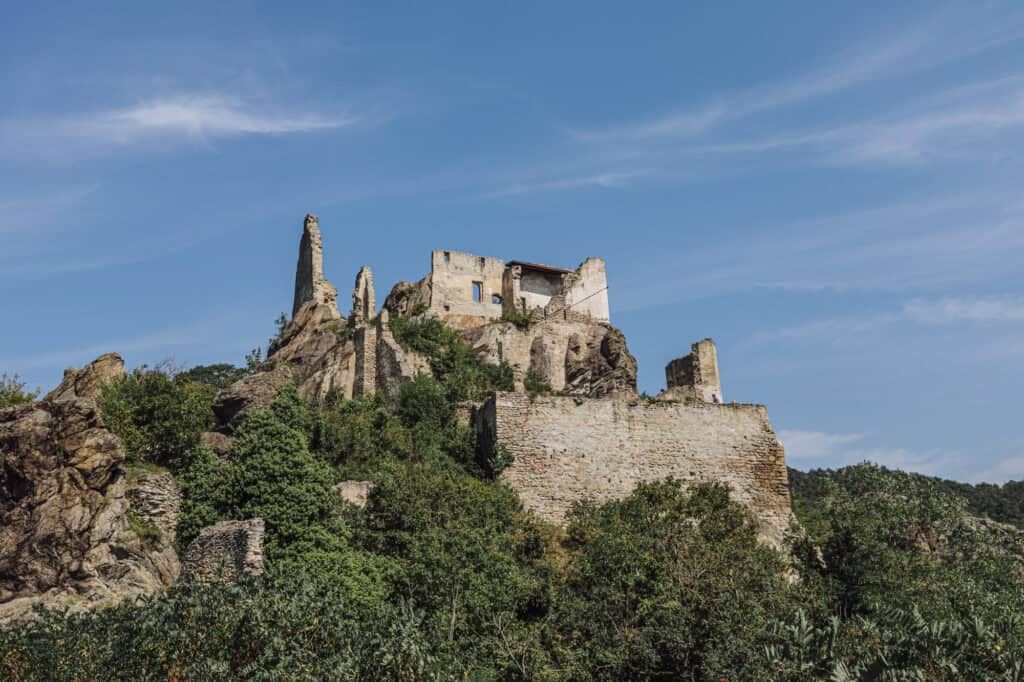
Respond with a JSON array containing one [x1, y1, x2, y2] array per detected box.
[[480, 392, 791, 544]]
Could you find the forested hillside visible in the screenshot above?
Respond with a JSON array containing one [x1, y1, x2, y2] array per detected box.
[[789, 466, 1024, 529], [2, 320, 1023, 680]]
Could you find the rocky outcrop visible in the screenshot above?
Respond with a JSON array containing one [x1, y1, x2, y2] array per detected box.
[[292, 214, 339, 319], [0, 359, 182, 623], [183, 519, 265, 583], [462, 319, 637, 398], [563, 324, 637, 398], [44, 352, 125, 403], [213, 364, 295, 427], [337, 480, 374, 508]]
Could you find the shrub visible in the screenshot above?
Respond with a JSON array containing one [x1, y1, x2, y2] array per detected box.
[[358, 462, 551, 674], [548, 480, 792, 680], [390, 316, 513, 402], [100, 367, 216, 469], [0, 372, 38, 408], [500, 307, 537, 330], [175, 363, 249, 390]]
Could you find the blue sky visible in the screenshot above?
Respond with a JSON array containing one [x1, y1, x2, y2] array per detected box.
[[3, 1, 1023, 483]]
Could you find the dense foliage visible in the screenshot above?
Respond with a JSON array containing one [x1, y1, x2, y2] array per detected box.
[[3, 330, 1024, 679], [790, 465, 1024, 529], [0, 373, 38, 408], [100, 365, 217, 470], [390, 316, 514, 402]]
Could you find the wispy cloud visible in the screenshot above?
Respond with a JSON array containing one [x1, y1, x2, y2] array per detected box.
[[779, 430, 866, 461], [904, 296, 1024, 323], [780, 429, 967, 479], [573, 4, 1024, 147], [2, 93, 356, 155]]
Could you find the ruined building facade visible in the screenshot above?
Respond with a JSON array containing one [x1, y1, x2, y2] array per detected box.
[[213, 215, 792, 544]]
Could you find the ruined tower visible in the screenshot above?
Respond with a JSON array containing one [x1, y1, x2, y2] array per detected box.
[[292, 214, 339, 318], [664, 338, 723, 403]]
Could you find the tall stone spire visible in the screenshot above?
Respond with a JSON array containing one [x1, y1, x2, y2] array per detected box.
[[292, 213, 339, 318]]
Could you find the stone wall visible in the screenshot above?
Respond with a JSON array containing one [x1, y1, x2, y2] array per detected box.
[[428, 250, 505, 326], [183, 519, 265, 584], [560, 257, 610, 322], [664, 339, 723, 403], [480, 392, 791, 544]]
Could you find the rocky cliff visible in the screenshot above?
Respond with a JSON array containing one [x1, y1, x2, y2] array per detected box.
[[0, 355, 182, 623]]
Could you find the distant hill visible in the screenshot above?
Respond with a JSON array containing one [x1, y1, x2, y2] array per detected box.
[[789, 466, 1024, 529]]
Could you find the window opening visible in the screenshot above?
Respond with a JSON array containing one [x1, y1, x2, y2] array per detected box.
[[472, 281, 482, 302]]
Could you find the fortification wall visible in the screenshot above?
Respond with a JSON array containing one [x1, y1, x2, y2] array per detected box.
[[429, 250, 504, 326], [481, 392, 791, 544], [561, 257, 610, 322]]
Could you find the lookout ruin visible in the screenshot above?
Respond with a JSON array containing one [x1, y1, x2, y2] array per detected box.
[[214, 215, 792, 543]]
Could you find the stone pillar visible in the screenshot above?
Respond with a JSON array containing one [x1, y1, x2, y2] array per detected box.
[[351, 266, 376, 324], [292, 214, 339, 318]]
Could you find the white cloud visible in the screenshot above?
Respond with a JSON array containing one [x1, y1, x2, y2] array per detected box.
[[2, 93, 355, 154], [779, 430, 865, 460], [904, 296, 1024, 323], [781, 429, 966, 479], [972, 456, 1024, 483]]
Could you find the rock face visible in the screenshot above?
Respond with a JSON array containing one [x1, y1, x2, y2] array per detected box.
[[336, 480, 374, 508], [292, 214, 340, 319], [43, 352, 125, 404], [462, 318, 638, 398], [0, 355, 182, 623], [183, 519, 265, 583]]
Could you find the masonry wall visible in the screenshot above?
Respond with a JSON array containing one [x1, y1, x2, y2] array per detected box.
[[561, 257, 610, 322], [483, 392, 791, 544], [429, 250, 505, 326]]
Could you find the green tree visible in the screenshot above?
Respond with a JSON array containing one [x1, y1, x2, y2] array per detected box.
[[359, 462, 551, 674], [176, 363, 249, 390], [100, 367, 216, 469], [0, 373, 39, 408], [549, 480, 792, 680]]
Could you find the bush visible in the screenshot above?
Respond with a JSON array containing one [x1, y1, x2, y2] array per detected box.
[[311, 391, 411, 478], [0, 372, 39, 408], [100, 367, 216, 469], [390, 316, 513, 402], [500, 307, 537, 330], [548, 480, 792, 680], [0, 569, 453, 681], [176, 363, 249, 390], [358, 462, 552, 674]]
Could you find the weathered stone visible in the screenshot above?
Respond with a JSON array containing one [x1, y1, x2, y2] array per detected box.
[[199, 431, 234, 458], [661, 339, 723, 404], [0, 390, 181, 624], [463, 318, 637, 397], [213, 365, 294, 427], [44, 352, 125, 403], [351, 265, 376, 324], [477, 393, 792, 546], [183, 519, 265, 583], [336, 480, 374, 508], [292, 214, 339, 319]]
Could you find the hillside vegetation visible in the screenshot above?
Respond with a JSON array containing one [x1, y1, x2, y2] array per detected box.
[[2, 323, 1023, 680], [790, 466, 1024, 530]]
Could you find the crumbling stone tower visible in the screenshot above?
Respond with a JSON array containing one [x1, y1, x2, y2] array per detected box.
[[292, 214, 339, 318], [663, 338, 723, 403]]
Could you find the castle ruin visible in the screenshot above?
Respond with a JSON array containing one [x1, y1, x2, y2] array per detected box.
[[214, 215, 792, 544]]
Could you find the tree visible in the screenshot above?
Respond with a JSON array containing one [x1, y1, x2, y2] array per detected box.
[[359, 462, 551, 674], [0, 373, 38, 408], [99, 367, 216, 469], [549, 480, 792, 680]]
